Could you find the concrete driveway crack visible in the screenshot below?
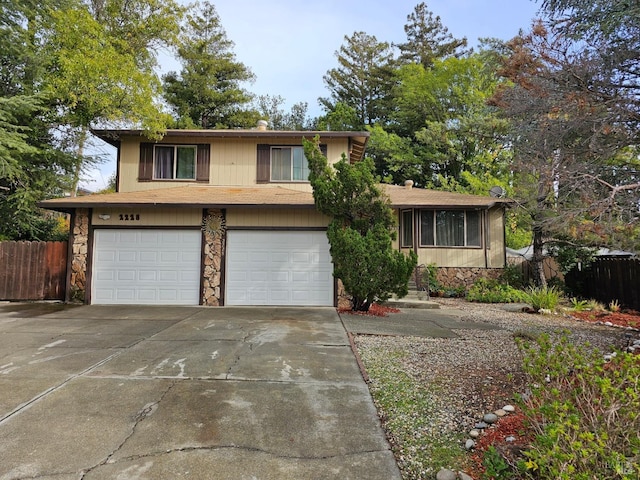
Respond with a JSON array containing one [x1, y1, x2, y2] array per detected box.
[[97, 444, 388, 464], [79, 380, 178, 479]]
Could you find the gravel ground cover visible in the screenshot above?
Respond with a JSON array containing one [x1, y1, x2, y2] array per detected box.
[[351, 298, 634, 479]]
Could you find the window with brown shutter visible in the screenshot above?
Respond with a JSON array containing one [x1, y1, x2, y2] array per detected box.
[[137, 143, 211, 183], [256, 143, 327, 183], [138, 143, 154, 181], [196, 144, 210, 182], [256, 144, 270, 183]]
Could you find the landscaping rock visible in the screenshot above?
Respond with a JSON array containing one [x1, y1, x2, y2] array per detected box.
[[474, 421, 488, 429], [465, 439, 476, 450], [436, 468, 457, 480], [483, 413, 499, 424], [469, 429, 480, 438], [494, 408, 507, 417], [458, 472, 474, 480], [503, 404, 515, 412]]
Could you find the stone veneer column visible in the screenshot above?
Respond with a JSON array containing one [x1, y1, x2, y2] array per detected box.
[[69, 208, 89, 302], [202, 209, 226, 306]]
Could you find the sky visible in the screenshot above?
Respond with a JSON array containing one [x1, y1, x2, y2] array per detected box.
[[83, 0, 542, 191]]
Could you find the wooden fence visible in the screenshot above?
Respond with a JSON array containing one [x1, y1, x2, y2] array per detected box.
[[0, 241, 68, 301], [565, 257, 640, 311]]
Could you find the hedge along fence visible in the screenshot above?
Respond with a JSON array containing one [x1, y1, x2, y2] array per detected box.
[[0, 241, 68, 301], [565, 257, 640, 311]]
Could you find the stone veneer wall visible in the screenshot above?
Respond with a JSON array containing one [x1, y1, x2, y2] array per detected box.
[[436, 267, 502, 290], [69, 208, 89, 302], [202, 209, 226, 306]]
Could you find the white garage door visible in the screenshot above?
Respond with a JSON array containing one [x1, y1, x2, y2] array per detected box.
[[92, 229, 201, 305], [226, 231, 333, 306]]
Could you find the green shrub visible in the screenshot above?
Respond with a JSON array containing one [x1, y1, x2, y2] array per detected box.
[[482, 446, 514, 480], [420, 263, 440, 292], [466, 278, 530, 303], [500, 263, 527, 289], [569, 297, 590, 311], [526, 285, 562, 312], [517, 333, 640, 479]]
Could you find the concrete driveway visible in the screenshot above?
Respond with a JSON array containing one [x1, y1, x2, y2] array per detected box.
[[0, 304, 401, 480]]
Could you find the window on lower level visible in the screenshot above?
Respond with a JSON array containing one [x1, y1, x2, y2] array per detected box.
[[270, 146, 309, 182], [154, 145, 197, 180], [420, 209, 481, 247], [401, 209, 414, 247]]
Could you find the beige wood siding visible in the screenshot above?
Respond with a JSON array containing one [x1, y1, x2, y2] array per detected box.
[[413, 247, 487, 268], [226, 208, 329, 228], [91, 208, 202, 227], [394, 207, 507, 268], [487, 206, 506, 267], [118, 137, 351, 192]]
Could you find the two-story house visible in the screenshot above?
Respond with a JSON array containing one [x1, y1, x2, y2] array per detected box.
[[40, 123, 510, 306]]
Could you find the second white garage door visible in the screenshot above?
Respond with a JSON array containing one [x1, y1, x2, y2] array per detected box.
[[226, 231, 333, 306], [92, 229, 201, 305]]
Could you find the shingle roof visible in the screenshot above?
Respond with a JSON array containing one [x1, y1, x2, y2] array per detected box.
[[382, 184, 510, 208], [91, 129, 370, 163], [39, 185, 316, 212], [39, 184, 510, 213]]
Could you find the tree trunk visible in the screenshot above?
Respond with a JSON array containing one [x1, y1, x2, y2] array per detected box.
[[351, 296, 371, 312], [531, 224, 547, 287]]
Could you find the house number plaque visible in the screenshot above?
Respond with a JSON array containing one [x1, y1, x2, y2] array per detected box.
[[118, 213, 141, 221]]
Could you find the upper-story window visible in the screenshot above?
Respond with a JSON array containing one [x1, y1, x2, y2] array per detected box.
[[270, 146, 309, 182], [257, 143, 326, 184], [154, 145, 197, 180], [138, 143, 210, 183]]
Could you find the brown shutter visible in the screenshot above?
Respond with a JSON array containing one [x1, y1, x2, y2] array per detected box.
[[196, 144, 210, 182], [256, 144, 270, 183], [138, 143, 154, 181]]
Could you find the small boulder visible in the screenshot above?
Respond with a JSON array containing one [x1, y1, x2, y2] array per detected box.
[[483, 413, 499, 424], [469, 429, 480, 438], [465, 439, 476, 450], [494, 409, 507, 417], [436, 468, 457, 480], [503, 404, 515, 412]]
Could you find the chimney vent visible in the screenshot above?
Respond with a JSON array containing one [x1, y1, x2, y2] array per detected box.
[[404, 179, 414, 189], [256, 120, 268, 131]]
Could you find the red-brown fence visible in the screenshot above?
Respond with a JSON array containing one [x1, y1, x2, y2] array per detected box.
[[565, 257, 640, 311], [0, 241, 68, 301]]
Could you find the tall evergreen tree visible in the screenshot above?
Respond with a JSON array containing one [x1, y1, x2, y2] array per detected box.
[[163, 1, 258, 129], [397, 2, 470, 68], [320, 31, 396, 127], [254, 95, 312, 130]]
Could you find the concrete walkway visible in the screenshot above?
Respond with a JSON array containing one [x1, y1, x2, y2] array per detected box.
[[0, 304, 401, 480]]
